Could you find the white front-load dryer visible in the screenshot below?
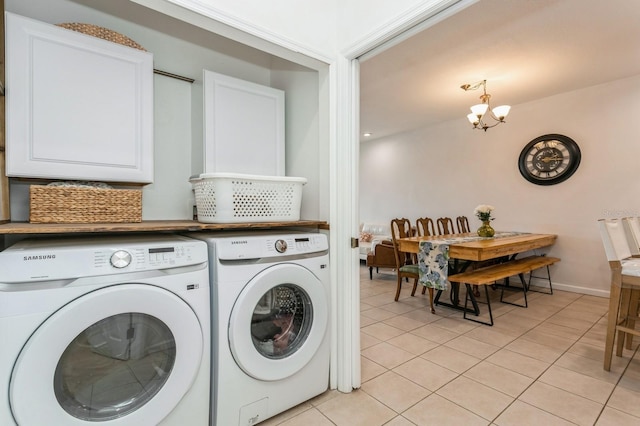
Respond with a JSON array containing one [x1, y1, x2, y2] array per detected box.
[[0, 235, 211, 426], [191, 232, 330, 426]]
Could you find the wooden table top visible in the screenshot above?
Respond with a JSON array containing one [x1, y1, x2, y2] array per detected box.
[[398, 232, 557, 262]]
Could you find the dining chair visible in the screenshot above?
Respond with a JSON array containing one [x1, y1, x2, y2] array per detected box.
[[622, 217, 640, 348], [598, 218, 640, 371], [436, 217, 455, 236], [623, 217, 640, 256], [416, 217, 436, 237], [456, 216, 470, 234], [390, 218, 435, 312]]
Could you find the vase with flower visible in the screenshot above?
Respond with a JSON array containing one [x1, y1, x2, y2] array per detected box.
[[474, 204, 495, 237]]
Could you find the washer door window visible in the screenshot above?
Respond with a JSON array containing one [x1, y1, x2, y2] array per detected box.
[[54, 313, 176, 421], [10, 285, 203, 425], [251, 284, 313, 359], [229, 263, 328, 381]]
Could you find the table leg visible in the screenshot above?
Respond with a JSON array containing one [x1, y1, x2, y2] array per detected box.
[[604, 281, 621, 371], [434, 260, 478, 314], [434, 283, 479, 314]]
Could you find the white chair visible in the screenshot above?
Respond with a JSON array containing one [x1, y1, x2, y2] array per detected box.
[[623, 216, 640, 256], [621, 217, 640, 348], [598, 218, 640, 370]]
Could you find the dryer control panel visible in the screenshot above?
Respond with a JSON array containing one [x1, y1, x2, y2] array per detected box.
[[216, 233, 328, 261], [0, 235, 208, 283]]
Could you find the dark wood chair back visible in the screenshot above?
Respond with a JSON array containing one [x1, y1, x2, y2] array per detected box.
[[436, 217, 455, 235], [456, 216, 470, 233], [416, 217, 436, 237], [390, 217, 414, 268]]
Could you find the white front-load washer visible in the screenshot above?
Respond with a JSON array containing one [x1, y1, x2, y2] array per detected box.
[[191, 231, 330, 426], [0, 234, 211, 426]]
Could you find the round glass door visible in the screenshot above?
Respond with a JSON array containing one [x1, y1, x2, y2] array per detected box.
[[54, 313, 176, 421], [251, 284, 313, 359], [229, 263, 328, 381], [10, 284, 203, 425]]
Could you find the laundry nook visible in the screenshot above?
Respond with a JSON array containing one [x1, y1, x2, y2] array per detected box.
[[0, 0, 330, 425]]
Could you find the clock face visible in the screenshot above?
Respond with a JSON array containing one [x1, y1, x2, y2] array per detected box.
[[518, 134, 581, 185]]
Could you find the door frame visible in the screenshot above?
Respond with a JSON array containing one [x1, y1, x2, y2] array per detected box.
[[337, 0, 479, 391]]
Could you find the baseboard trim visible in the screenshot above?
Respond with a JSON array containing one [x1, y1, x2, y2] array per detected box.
[[529, 282, 609, 298]]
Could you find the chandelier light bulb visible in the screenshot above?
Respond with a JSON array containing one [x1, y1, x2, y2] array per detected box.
[[467, 113, 479, 125], [470, 103, 488, 117], [492, 105, 511, 121]]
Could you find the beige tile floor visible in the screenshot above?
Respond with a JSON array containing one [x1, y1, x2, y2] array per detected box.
[[262, 265, 640, 426]]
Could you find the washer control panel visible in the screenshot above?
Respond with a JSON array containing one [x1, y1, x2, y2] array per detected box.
[[216, 233, 328, 261], [0, 235, 208, 283], [98, 244, 193, 271]]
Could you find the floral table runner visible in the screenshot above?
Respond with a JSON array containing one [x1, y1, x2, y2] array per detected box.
[[418, 232, 526, 290]]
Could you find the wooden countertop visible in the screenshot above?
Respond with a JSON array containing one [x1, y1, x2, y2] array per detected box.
[[0, 220, 329, 235]]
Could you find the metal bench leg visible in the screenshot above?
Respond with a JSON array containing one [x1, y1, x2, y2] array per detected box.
[[463, 284, 493, 326], [499, 273, 528, 308], [527, 264, 553, 294]]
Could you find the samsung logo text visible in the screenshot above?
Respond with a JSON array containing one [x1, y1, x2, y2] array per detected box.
[[24, 254, 56, 261]]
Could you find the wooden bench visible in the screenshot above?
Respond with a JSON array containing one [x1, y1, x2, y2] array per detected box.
[[448, 255, 561, 325]]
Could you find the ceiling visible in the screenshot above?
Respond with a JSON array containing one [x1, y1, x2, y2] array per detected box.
[[359, 0, 640, 141]]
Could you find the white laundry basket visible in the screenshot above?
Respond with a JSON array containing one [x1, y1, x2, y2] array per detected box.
[[190, 173, 306, 223]]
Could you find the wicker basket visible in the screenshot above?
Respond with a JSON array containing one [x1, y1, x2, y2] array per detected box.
[[56, 23, 147, 51], [30, 185, 142, 224]]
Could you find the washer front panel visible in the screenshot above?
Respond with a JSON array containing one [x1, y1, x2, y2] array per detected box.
[[9, 284, 203, 425], [228, 263, 328, 381], [0, 235, 207, 283]]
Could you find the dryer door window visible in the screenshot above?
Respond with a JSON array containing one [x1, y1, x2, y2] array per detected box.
[[10, 284, 203, 425], [251, 284, 313, 359], [54, 313, 176, 421], [229, 263, 328, 381]]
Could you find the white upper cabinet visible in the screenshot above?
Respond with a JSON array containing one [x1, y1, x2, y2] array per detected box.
[[5, 12, 154, 183], [203, 70, 284, 176]]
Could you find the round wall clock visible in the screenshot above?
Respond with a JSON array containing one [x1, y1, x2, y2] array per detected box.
[[518, 134, 581, 185]]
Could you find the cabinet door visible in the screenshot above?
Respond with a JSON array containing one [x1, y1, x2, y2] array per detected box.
[[203, 70, 284, 176], [5, 12, 154, 183]]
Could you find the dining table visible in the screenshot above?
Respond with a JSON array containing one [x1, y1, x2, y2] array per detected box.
[[398, 232, 557, 313]]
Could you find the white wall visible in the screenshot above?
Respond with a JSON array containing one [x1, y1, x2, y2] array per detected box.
[[271, 59, 327, 221], [167, 0, 338, 57], [360, 74, 640, 295]]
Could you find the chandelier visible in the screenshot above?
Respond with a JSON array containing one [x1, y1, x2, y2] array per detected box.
[[461, 80, 511, 131]]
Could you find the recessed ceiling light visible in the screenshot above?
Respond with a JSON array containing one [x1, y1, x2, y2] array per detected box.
[[363, 132, 372, 137]]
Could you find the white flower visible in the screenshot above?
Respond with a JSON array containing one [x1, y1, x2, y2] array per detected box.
[[474, 204, 495, 215], [474, 204, 495, 221]]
